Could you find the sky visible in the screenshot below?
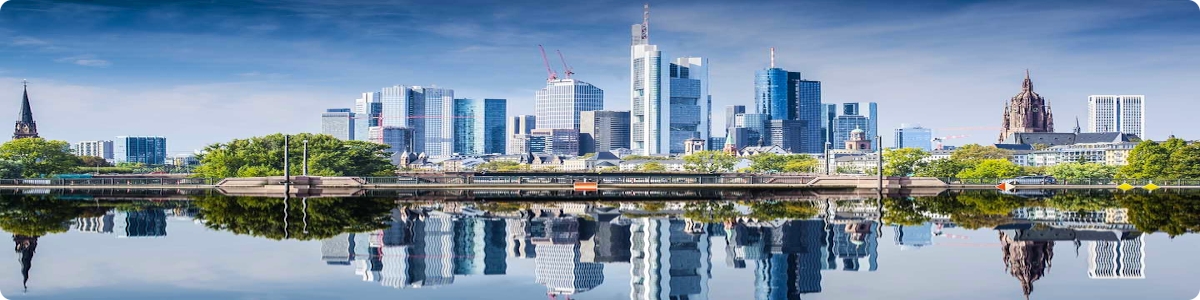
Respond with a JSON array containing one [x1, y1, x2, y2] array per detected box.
[[0, 0, 1198, 152]]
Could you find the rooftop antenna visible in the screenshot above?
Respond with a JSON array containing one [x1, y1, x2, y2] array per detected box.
[[557, 50, 574, 79], [770, 47, 775, 68], [642, 3, 650, 42], [538, 45, 558, 82]]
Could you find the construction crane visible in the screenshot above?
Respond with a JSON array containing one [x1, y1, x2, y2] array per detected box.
[[556, 50, 574, 79], [538, 45, 558, 82], [931, 135, 969, 150]]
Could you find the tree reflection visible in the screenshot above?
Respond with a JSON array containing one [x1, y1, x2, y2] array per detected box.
[[192, 196, 396, 241], [1116, 191, 1200, 237], [0, 195, 90, 236]]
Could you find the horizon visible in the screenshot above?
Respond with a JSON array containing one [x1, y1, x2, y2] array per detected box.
[[1, 0, 1198, 152]]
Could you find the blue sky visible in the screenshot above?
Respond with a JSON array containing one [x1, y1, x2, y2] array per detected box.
[[1, 0, 1198, 152]]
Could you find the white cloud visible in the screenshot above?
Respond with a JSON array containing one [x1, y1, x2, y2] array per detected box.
[[55, 55, 112, 67], [12, 36, 48, 46]]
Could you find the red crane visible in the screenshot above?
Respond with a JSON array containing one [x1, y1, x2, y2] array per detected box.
[[538, 45, 558, 82], [557, 50, 574, 79]]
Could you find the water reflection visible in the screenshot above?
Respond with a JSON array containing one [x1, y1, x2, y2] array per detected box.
[[0, 189, 1196, 299]]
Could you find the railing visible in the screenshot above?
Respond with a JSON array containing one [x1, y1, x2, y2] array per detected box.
[[0, 178, 224, 186], [940, 178, 1200, 186]]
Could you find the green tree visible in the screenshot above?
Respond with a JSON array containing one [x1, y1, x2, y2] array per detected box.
[[746, 201, 819, 220], [682, 150, 737, 173], [1047, 162, 1117, 180], [955, 159, 1022, 179], [882, 198, 931, 226], [0, 138, 82, 177], [950, 144, 1013, 163], [914, 159, 968, 178], [1117, 138, 1187, 179], [78, 156, 112, 168], [193, 196, 396, 240], [0, 196, 89, 236], [478, 161, 525, 172], [1167, 143, 1200, 179], [683, 201, 742, 223], [883, 148, 930, 176], [748, 153, 817, 173], [194, 133, 396, 178], [638, 161, 667, 172], [782, 157, 819, 173], [0, 159, 24, 178]]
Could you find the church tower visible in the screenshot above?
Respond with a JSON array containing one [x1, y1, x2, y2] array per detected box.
[[998, 71, 1054, 143], [13, 80, 39, 140]]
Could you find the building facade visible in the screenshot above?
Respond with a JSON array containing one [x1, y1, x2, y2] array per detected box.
[[535, 79, 604, 131], [999, 71, 1055, 143], [630, 6, 670, 155], [734, 113, 769, 148], [752, 54, 823, 154], [73, 140, 114, 160], [580, 110, 631, 154], [369, 126, 412, 165], [453, 98, 507, 155], [1088, 95, 1144, 138], [114, 136, 167, 165], [833, 115, 869, 150], [532, 128, 580, 156], [821, 103, 837, 145], [508, 115, 536, 154], [321, 108, 356, 141], [767, 120, 803, 153], [668, 57, 711, 154], [13, 81, 38, 140], [894, 124, 932, 151]]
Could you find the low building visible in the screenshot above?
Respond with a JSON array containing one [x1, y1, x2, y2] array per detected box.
[[619, 160, 686, 172], [739, 145, 788, 157], [562, 152, 622, 171], [1028, 142, 1138, 166]]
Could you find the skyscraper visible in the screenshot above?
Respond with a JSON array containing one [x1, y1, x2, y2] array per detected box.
[[894, 124, 933, 151], [999, 70, 1054, 143], [820, 103, 837, 145], [580, 110, 631, 154], [832, 102, 878, 150], [733, 113, 770, 148], [534, 217, 604, 297], [409, 87, 455, 157], [453, 98, 507, 155], [795, 80, 823, 153], [725, 105, 745, 137], [535, 79, 604, 131], [1088, 95, 1144, 138], [73, 140, 114, 160], [753, 49, 823, 153], [508, 115, 536, 154], [114, 136, 167, 165], [767, 119, 803, 153], [369, 126, 411, 164], [353, 92, 382, 142], [630, 5, 670, 155], [322, 108, 356, 141], [531, 128, 580, 156], [13, 80, 38, 140], [668, 57, 711, 154]]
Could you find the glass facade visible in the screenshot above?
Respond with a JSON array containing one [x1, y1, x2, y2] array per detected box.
[[667, 57, 709, 154], [580, 110, 631, 154], [114, 136, 167, 165], [631, 44, 669, 155], [380, 86, 409, 127], [735, 113, 769, 147], [453, 98, 508, 155], [833, 115, 869, 150], [535, 79, 604, 131], [415, 87, 455, 157], [755, 68, 790, 120], [370, 126, 411, 165], [531, 128, 580, 156], [321, 108, 355, 141], [894, 125, 933, 151], [821, 104, 837, 145], [795, 80, 823, 153]]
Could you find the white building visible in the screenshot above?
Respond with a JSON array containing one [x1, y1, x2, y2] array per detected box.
[[73, 140, 114, 161], [1088, 95, 1144, 138], [535, 79, 604, 131], [630, 5, 670, 155]]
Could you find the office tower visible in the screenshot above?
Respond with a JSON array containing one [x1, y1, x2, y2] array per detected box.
[[795, 80, 823, 153], [894, 124, 933, 151], [668, 57, 711, 154], [453, 98, 507, 155], [1088, 95, 1144, 137], [580, 110, 631, 154], [832, 102, 878, 150], [114, 136, 167, 164], [630, 218, 710, 300], [734, 113, 770, 147], [820, 103, 837, 145], [380, 86, 409, 127], [753, 49, 823, 153], [999, 71, 1054, 143], [725, 105, 745, 135], [322, 108, 356, 141], [767, 120, 803, 153], [407, 87, 455, 157], [509, 134, 545, 154], [535, 79, 604, 131], [707, 136, 726, 151], [352, 92, 382, 142], [13, 80, 38, 139], [508, 115, 536, 154], [368, 126, 411, 164], [630, 5, 670, 155], [531, 128, 580, 156], [73, 140, 114, 160], [1088, 235, 1145, 279], [535, 217, 604, 297]]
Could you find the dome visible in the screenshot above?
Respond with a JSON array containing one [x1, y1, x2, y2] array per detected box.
[[851, 128, 865, 134]]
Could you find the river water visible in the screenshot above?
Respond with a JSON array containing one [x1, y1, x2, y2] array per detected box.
[[0, 190, 1196, 299]]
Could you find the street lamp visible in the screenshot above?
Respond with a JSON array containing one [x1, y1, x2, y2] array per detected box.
[[824, 142, 832, 175]]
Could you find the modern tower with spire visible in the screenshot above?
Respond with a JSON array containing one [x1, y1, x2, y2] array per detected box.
[[13, 80, 39, 140], [630, 4, 670, 155]]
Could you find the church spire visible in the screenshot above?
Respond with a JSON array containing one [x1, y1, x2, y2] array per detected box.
[[1073, 117, 1081, 134], [1022, 69, 1033, 92], [13, 79, 39, 139]]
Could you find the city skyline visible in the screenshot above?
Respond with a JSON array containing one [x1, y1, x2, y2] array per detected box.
[[1, 1, 1198, 151]]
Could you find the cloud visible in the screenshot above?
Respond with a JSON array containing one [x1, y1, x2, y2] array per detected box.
[[55, 55, 112, 67], [12, 36, 48, 46]]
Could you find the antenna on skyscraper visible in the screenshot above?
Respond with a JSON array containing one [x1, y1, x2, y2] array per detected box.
[[538, 45, 558, 82], [557, 50, 574, 79], [642, 3, 650, 42], [770, 47, 775, 68]]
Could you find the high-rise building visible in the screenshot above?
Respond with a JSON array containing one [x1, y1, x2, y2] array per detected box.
[[509, 134, 545, 154], [820, 103, 837, 145], [408, 87, 455, 157], [535, 79, 604, 131], [725, 105, 745, 136], [795, 80, 823, 153], [534, 217, 604, 297], [508, 115, 536, 154], [630, 5, 670, 155], [114, 136, 167, 165], [894, 124, 933, 151], [73, 140, 114, 160], [580, 110, 631, 154], [668, 57, 711, 154], [1088, 95, 1144, 138], [999, 71, 1054, 143], [734, 113, 770, 147], [369, 126, 411, 165], [13, 80, 38, 140], [832, 102, 878, 150], [753, 50, 823, 153], [322, 108, 356, 141], [453, 98, 507, 155], [767, 120, 803, 153], [531, 128, 579, 156], [380, 86, 410, 127]]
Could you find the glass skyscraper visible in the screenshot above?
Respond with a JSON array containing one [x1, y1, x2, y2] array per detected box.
[[821, 104, 837, 144], [795, 80, 823, 153], [453, 98, 507, 155], [894, 124, 933, 151], [752, 53, 822, 153], [631, 10, 669, 155], [580, 110, 631, 154], [321, 108, 355, 141], [411, 87, 455, 157], [668, 57, 710, 154], [831, 102, 878, 150], [755, 68, 795, 121], [114, 136, 167, 165], [833, 115, 869, 150], [535, 79, 603, 131], [369, 126, 411, 164]]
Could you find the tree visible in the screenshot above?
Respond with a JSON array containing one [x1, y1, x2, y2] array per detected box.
[[748, 153, 817, 173], [955, 159, 1022, 179], [914, 159, 968, 178], [193, 195, 395, 240], [1047, 162, 1117, 180], [746, 201, 819, 220], [782, 157, 819, 173], [683, 201, 742, 223], [1166, 143, 1200, 179], [1117, 139, 1186, 179], [0, 160, 24, 178], [883, 148, 930, 176], [478, 161, 524, 172], [950, 144, 1014, 163], [638, 161, 667, 172], [682, 150, 737, 173], [193, 133, 396, 178], [0, 138, 82, 177], [0, 196, 89, 236], [78, 156, 112, 168]]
